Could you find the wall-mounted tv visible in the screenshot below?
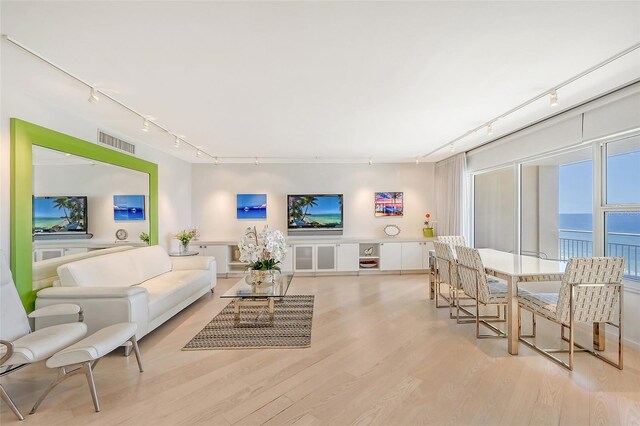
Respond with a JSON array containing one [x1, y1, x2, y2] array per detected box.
[[288, 194, 343, 235], [33, 196, 88, 236]]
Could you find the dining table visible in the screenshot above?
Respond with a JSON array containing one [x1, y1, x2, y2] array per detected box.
[[476, 249, 567, 355]]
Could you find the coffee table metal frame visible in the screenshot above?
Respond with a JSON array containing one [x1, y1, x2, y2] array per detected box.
[[220, 274, 293, 326]]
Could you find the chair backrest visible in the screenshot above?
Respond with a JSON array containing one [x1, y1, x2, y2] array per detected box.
[[556, 257, 625, 324], [0, 252, 31, 342], [433, 241, 458, 289], [455, 246, 491, 303], [437, 235, 467, 248]]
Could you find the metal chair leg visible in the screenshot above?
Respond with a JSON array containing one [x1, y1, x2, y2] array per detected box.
[[83, 362, 100, 412], [129, 336, 144, 373], [1, 383, 24, 420]]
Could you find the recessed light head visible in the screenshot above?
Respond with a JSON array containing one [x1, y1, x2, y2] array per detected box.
[[88, 87, 99, 103], [550, 89, 559, 107]]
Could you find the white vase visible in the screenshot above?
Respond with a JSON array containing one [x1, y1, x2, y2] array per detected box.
[[246, 269, 279, 287]]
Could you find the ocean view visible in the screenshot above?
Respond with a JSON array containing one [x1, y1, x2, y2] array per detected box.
[[559, 212, 639, 278]]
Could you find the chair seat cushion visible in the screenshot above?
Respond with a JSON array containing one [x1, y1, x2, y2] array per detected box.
[[484, 281, 531, 303], [1, 322, 87, 366], [518, 293, 563, 324], [46, 322, 137, 368]]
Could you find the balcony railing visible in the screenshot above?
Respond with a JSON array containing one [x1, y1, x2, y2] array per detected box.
[[559, 229, 639, 280]]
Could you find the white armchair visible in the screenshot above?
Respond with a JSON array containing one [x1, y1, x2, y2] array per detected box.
[[0, 253, 87, 420]]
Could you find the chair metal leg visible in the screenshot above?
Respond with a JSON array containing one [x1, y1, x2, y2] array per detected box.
[[83, 362, 100, 412], [31, 364, 86, 414], [1, 383, 24, 421], [124, 344, 133, 357], [129, 336, 144, 373]]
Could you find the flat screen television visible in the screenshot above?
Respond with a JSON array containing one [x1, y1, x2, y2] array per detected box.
[[33, 196, 88, 236], [288, 194, 343, 235]]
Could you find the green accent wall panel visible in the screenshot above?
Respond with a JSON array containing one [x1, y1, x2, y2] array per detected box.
[[10, 119, 159, 311]]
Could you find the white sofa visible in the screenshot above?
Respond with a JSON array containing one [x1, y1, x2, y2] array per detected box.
[[35, 246, 216, 340]]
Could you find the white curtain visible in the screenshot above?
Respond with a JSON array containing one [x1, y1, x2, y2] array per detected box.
[[435, 153, 467, 238]]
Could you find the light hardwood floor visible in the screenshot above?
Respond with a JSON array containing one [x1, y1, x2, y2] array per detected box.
[[2, 274, 639, 425]]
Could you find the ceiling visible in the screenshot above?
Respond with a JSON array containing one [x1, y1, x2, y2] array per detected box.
[[2, 1, 640, 164]]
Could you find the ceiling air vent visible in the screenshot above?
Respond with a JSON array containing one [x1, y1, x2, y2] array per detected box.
[[98, 130, 136, 155]]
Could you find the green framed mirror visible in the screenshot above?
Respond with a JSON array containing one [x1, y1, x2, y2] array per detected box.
[[10, 119, 159, 310]]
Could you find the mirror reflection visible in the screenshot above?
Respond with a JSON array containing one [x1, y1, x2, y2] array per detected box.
[[32, 146, 149, 265]]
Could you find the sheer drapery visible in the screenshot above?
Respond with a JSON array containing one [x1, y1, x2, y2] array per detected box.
[[435, 153, 467, 238]]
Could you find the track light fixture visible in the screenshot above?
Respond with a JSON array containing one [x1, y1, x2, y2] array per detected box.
[[449, 143, 456, 153], [415, 157, 420, 165], [486, 123, 494, 136], [88, 87, 99, 103], [174, 136, 181, 148], [142, 118, 150, 132], [254, 157, 259, 166], [214, 157, 219, 165], [196, 150, 202, 158], [368, 158, 373, 166], [550, 89, 559, 107]]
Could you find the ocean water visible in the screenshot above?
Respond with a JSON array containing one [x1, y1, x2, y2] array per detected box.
[[237, 207, 267, 219], [306, 213, 342, 225], [559, 212, 639, 277]]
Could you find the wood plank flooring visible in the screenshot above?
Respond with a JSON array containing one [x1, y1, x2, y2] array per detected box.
[[2, 274, 639, 425]]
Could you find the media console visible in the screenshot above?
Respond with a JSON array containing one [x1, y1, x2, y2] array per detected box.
[[194, 237, 436, 277]]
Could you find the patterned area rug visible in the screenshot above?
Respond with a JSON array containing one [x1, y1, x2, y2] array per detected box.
[[183, 295, 314, 350]]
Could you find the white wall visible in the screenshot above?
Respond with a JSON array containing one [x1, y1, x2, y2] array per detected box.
[[33, 161, 149, 242], [0, 56, 193, 255], [192, 162, 435, 241]]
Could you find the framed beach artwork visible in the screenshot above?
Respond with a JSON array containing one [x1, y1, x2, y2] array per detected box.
[[113, 195, 146, 221], [374, 192, 403, 217], [237, 194, 267, 220]]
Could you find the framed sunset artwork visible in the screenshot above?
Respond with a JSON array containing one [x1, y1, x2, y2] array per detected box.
[[375, 192, 403, 217]]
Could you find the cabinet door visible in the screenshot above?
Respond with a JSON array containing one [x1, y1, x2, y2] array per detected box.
[[422, 242, 434, 269], [379, 242, 402, 270], [198, 244, 228, 274], [336, 243, 359, 272], [294, 245, 315, 271], [316, 244, 336, 271], [280, 244, 294, 272], [401, 242, 423, 270]]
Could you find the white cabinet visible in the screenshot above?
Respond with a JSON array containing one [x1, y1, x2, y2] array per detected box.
[[316, 244, 336, 271], [401, 242, 424, 270], [379, 242, 402, 270], [280, 244, 294, 272], [336, 243, 360, 272], [294, 245, 315, 272], [197, 244, 228, 274], [401, 242, 433, 270]]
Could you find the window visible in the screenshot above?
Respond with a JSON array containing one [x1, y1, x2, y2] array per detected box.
[[474, 167, 515, 252], [604, 136, 640, 281], [520, 147, 593, 260]]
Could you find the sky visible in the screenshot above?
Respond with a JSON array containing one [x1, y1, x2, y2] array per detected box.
[[559, 150, 639, 213], [237, 194, 267, 208], [291, 195, 342, 214]]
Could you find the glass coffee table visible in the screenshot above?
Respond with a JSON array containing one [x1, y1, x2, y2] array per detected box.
[[220, 273, 293, 326]]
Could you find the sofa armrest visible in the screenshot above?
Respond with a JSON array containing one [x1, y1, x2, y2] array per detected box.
[[37, 286, 147, 299], [171, 256, 215, 271], [28, 303, 81, 318]]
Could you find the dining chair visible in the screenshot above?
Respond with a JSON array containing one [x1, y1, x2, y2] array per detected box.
[[518, 257, 625, 371], [432, 241, 460, 315], [437, 235, 468, 247], [455, 246, 513, 338]]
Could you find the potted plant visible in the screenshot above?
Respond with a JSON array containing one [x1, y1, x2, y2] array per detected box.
[[423, 213, 434, 238], [139, 231, 150, 245], [175, 228, 197, 254], [238, 226, 287, 287]]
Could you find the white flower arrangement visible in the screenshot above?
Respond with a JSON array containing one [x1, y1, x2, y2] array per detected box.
[[238, 226, 287, 270]]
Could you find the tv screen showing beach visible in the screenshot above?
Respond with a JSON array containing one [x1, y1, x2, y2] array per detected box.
[[33, 196, 88, 235], [288, 195, 343, 229]]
